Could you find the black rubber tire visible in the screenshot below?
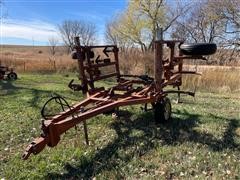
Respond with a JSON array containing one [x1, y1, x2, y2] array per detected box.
[[179, 43, 217, 56], [7, 72, 17, 80], [71, 51, 86, 60], [154, 97, 172, 124]]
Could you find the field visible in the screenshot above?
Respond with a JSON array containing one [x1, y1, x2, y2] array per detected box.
[[0, 45, 76, 73], [1, 45, 240, 74], [0, 73, 240, 179]]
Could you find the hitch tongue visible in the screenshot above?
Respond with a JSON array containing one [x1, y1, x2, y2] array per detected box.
[[22, 142, 35, 160], [22, 137, 47, 160]]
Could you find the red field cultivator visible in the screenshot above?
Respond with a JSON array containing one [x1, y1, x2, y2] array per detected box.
[[22, 35, 216, 160]]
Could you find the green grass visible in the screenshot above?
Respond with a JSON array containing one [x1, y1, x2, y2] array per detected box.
[[0, 73, 239, 179]]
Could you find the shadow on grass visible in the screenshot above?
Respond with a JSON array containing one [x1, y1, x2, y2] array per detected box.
[[0, 80, 19, 95], [1, 80, 43, 107], [46, 109, 239, 179], [0, 80, 59, 109], [159, 110, 239, 151]]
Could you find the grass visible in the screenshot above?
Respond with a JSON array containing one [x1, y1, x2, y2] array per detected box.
[[182, 66, 240, 93], [0, 73, 240, 179]]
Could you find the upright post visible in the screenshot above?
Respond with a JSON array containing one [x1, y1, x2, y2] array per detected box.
[[83, 120, 89, 145], [154, 28, 163, 91], [177, 45, 183, 103], [74, 36, 88, 93], [23, 61, 26, 72], [113, 46, 120, 81]]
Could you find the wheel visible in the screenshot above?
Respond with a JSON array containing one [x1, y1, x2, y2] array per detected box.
[[7, 72, 17, 80], [179, 43, 217, 56], [154, 97, 172, 124]]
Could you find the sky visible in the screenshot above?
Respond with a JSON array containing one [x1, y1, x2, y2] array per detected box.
[[0, 0, 127, 45]]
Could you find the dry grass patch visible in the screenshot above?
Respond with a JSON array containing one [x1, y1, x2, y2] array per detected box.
[[182, 66, 240, 93]]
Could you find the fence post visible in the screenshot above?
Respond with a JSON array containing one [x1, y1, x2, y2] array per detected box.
[[24, 61, 26, 72], [53, 60, 56, 72]]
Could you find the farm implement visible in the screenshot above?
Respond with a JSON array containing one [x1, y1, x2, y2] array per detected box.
[[0, 65, 17, 80], [22, 35, 216, 160]]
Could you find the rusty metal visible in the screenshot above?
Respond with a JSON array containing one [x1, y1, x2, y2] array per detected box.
[[22, 36, 210, 160], [0, 65, 17, 80]]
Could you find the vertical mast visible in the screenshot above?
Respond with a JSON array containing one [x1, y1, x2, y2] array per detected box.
[[154, 28, 163, 91]]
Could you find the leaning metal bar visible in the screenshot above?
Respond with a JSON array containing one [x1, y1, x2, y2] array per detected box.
[[174, 71, 202, 75], [74, 37, 88, 93], [163, 90, 195, 97]]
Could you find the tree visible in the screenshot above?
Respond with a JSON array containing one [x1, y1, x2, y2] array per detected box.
[[216, 0, 240, 34], [48, 37, 59, 56], [171, 0, 239, 64], [214, 0, 240, 47], [172, 0, 239, 46], [113, 10, 148, 52], [105, 19, 119, 45], [172, 0, 227, 43], [105, 0, 189, 52], [105, 18, 133, 52], [134, 0, 189, 50], [58, 20, 97, 51]]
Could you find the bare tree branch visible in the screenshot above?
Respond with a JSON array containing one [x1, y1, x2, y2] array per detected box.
[[58, 20, 97, 51], [48, 37, 59, 56]]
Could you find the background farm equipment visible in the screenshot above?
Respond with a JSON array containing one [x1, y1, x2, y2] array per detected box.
[[0, 65, 18, 80], [22, 33, 217, 160]]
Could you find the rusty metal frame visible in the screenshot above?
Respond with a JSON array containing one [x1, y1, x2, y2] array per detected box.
[[22, 37, 204, 160]]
